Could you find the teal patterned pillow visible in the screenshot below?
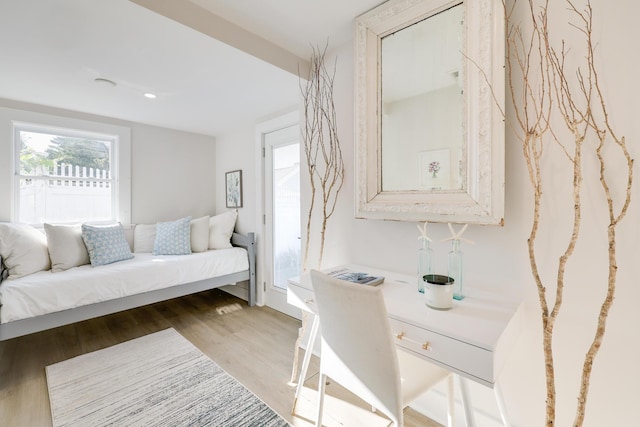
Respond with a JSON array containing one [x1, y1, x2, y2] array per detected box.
[[81, 223, 134, 266], [153, 216, 192, 255]]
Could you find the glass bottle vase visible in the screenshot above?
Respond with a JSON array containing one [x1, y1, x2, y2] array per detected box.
[[448, 239, 464, 300], [417, 239, 433, 293]]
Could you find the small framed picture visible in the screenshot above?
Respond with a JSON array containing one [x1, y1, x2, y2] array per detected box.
[[225, 170, 243, 208], [419, 149, 452, 190]]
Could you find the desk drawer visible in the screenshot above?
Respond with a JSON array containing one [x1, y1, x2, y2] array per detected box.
[[388, 317, 494, 384], [287, 283, 317, 313]]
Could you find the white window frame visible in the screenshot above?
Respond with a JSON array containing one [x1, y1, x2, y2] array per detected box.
[[4, 108, 131, 225]]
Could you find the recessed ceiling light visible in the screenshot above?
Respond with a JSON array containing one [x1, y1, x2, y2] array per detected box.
[[144, 92, 157, 99], [94, 77, 117, 87]]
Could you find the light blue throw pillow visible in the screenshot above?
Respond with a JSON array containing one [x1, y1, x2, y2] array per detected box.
[[81, 223, 134, 266], [153, 216, 192, 255]]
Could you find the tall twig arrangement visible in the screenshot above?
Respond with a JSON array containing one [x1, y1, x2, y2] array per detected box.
[[505, 1, 633, 425], [300, 45, 345, 271]]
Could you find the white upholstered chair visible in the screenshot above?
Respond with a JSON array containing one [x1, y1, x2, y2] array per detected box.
[[310, 269, 450, 427]]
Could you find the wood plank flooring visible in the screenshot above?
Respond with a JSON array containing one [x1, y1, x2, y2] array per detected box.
[[0, 289, 440, 426]]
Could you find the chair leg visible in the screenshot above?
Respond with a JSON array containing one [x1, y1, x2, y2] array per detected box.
[[316, 373, 327, 427], [457, 375, 476, 427], [293, 315, 320, 414], [290, 311, 311, 384], [446, 374, 455, 427]]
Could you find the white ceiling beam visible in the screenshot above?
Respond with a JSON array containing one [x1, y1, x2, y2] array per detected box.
[[129, 0, 310, 77]]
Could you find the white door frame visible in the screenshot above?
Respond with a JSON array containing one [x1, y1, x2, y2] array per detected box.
[[255, 110, 302, 318]]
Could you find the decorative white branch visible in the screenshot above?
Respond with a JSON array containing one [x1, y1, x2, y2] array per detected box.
[[504, 1, 633, 425], [300, 44, 345, 271]]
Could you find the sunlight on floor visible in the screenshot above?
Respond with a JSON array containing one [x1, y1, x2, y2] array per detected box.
[[290, 380, 394, 426], [215, 303, 243, 315]]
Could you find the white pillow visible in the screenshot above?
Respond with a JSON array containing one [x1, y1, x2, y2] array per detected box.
[[0, 223, 51, 278], [123, 226, 135, 251], [44, 223, 90, 272], [133, 224, 156, 253], [190, 216, 210, 253], [208, 211, 237, 249]]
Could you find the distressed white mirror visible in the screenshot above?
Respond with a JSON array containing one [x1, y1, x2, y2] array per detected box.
[[355, 0, 505, 224]]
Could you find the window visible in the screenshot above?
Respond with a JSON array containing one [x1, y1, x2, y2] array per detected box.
[[8, 111, 131, 225], [15, 124, 118, 224]]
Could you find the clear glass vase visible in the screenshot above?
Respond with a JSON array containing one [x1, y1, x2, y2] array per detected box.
[[448, 239, 464, 300], [417, 239, 433, 293]]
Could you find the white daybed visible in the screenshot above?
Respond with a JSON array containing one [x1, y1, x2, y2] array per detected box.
[[0, 232, 256, 341]]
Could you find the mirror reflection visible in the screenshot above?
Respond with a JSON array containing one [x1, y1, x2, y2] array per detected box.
[[381, 3, 464, 192], [355, 0, 504, 224]]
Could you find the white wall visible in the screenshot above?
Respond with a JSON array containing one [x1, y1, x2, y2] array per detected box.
[[130, 125, 215, 223], [214, 127, 256, 235], [213, 126, 258, 301], [215, 1, 639, 425], [0, 99, 216, 224]]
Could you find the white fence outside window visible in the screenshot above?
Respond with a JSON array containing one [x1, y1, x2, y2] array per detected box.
[[19, 164, 112, 224]]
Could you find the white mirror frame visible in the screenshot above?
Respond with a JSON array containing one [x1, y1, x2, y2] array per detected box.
[[355, 0, 505, 224]]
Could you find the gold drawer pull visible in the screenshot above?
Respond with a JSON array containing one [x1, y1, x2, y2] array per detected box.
[[395, 332, 432, 351]]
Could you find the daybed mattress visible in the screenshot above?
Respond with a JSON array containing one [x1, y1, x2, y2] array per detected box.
[[0, 248, 248, 324]]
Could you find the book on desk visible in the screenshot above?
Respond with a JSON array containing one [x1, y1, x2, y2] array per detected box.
[[325, 267, 385, 286]]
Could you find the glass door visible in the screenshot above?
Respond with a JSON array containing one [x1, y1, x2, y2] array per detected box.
[[263, 124, 301, 316]]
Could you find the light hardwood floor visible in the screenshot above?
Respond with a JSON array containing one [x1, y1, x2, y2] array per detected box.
[[0, 289, 440, 426]]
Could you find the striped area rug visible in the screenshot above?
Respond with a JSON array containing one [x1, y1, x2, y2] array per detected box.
[[46, 328, 290, 427]]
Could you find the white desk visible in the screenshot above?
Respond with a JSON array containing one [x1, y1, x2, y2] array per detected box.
[[287, 265, 523, 426]]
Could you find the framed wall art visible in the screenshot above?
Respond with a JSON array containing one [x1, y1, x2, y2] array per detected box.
[[225, 170, 243, 208]]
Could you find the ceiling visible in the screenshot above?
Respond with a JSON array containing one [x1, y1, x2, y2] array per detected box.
[[0, 0, 383, 137]]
